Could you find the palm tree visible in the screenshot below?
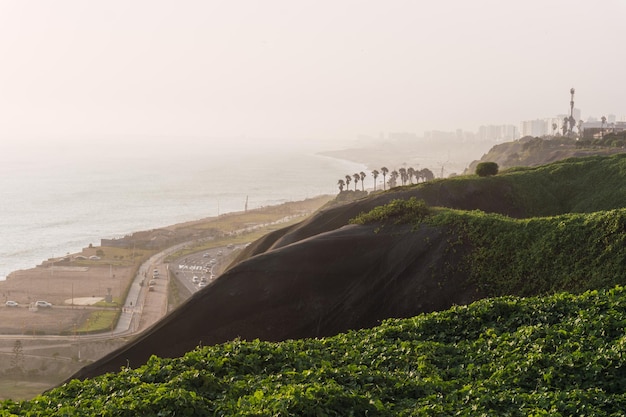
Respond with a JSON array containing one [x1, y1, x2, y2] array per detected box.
[[407, 167, 415, 184], [577, 120, 584, 138], [389, 170, 399, 188], [345, 175, 351, 191], [337, 179, 345, 193], [371, 169, 379, 191], [359, 171, 366, 191], [381, 167, 388, 190], [421, 168, 435, 182], [398, 168, 407, 186], [353, 173, 360, 191]]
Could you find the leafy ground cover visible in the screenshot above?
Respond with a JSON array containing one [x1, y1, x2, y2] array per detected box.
[[430, 206, 626, 297], [1, 286, 626, 416]]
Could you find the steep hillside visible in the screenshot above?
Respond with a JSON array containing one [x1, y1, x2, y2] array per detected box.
[[70, 153, 626, 380]]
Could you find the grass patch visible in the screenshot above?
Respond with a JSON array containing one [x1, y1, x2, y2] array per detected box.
[[92, 300, 119, 308], [75, 310, 119, 334]]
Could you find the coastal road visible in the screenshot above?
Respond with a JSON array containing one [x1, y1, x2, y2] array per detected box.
[[0, 243, 242, 343], [170, 244, 244, 295]]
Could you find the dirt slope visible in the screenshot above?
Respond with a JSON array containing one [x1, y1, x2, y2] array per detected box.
[[70, 217, 486, 380]]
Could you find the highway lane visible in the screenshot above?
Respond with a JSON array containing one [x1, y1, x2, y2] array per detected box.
[[171, 244, 244, 295]]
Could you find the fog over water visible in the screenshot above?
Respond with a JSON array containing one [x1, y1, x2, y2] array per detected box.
[[0, 136, 366, 280]]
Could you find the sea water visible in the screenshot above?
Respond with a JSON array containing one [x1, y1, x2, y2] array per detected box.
[[0, 136, 365, 280]]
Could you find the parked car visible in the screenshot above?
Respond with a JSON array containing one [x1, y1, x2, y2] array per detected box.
[[192, 276, 199, 283], [35, 300, 52, 308], [5, 301, 18, 307]]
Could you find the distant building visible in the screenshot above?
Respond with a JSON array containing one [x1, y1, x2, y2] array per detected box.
[[520, 119, 548, 137], [477, 124, 519, 142], [580, 120, 626, 140], [423, 130, 458, 142]]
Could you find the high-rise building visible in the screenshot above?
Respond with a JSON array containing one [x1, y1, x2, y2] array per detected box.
[[520, 119, 548, 137], [477, 125, 519, 141]]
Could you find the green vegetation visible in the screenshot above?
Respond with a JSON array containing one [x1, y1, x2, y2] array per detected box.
[[2, 286, 626, 415], [431, 207, 626, 297], [475, 161, 499, 176], [350, 197, 431, 226], [577, 131, 626, 149], [74, 310, 119, 334], [501, 154, 626, 216]]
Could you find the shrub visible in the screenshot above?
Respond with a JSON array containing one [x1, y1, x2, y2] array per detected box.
[[475, 161, 499, 177]]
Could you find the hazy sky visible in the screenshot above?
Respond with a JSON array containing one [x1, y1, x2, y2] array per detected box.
[[1, 0, 624, 143]]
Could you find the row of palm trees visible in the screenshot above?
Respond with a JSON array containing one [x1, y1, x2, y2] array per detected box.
[[337, 166, 436, 193]]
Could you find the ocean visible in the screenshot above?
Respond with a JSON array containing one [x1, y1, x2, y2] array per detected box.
[[0, 136, 365, 280]]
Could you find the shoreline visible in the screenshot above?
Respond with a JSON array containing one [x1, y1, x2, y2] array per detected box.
[[2, 194, 334, 283], [0, 146, 365, 282], [0, 193, 334, 400]]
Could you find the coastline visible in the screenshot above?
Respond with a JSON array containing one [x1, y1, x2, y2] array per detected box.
[[1, 193, 333, 292], [0, 143, 366, 282], [0, 194, 334, 400]]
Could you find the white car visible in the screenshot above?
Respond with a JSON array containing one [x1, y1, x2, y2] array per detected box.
[[35, 300, 52, 308], [192, 276, 199, 283], [5, 301, 18, 307]]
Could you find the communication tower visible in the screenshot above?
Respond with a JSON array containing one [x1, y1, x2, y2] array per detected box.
[[568, 88, 576, 136]]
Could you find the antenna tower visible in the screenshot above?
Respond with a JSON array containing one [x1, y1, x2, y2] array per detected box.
[[568, 88, 576, 136]]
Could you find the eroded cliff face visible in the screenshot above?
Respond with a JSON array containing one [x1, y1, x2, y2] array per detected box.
[[464, 136, 626, 174]]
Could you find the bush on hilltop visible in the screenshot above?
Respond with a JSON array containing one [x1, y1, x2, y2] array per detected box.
[[475, 161, 499, 176]]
